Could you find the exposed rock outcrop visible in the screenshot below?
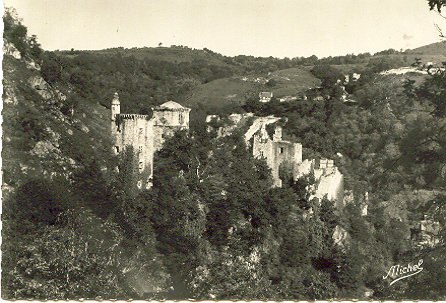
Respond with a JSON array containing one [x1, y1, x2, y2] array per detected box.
[[2, 52, 113, 195]]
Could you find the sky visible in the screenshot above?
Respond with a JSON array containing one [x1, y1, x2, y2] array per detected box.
[[3, 0, 446, 58]]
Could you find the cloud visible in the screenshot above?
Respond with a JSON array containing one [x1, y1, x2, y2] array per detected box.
[[403, 34, 414, 40]]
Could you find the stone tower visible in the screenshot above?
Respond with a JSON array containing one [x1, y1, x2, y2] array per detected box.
[[111, 92, 121, 150], [151, 101, 191, 150], [245, 116, 302, 187], [111, 92, 120, 121], [110, 94, 191, 194], [251, 123, 302, 187]]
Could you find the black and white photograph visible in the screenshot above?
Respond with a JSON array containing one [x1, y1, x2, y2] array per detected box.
[[2, 0, 446, 300]]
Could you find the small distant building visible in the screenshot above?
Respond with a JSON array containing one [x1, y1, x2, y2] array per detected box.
[[344, 73, 361, 83], [279, 95, 298, 102], [339, 85, 348, 102], [343, 98, 358, 105], [205, 115, 220, 133], [259, 92, 273, 103], [313, 95, 324, 101], [254, 77, 268, 84]]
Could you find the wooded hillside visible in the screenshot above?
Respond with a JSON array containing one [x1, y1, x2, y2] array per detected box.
[[2, 4, 446, 300]]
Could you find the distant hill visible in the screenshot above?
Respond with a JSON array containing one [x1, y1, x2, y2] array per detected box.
[[54, 40, 445, 112], [268, 68, 321, 97], [62, 46, 234, 67], [409, 41, 446, 56], [181, 67, 322, 109], [403, 41, 446, 65], [181, 77, 260, 109]]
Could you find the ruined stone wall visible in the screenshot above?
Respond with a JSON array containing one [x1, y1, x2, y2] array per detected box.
[[252, 130, 302, 187], [112, 115, 155, 192], [253, 134, 278, 185], [275, 141, 302, 168], [294, 159, 315, 179], [294, 158, 344, 208], [314, 167, 344, 209], [205, 113, 344, 207], [152, 106, 190, 150], [152, 108, 190, 128]]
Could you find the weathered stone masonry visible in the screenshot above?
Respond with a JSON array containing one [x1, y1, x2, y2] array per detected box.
[[209, 113, 344, 207], [111, 93, 191, 193]]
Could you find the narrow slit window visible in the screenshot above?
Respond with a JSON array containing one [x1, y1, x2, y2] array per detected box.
[[146, 178, 153, 189]]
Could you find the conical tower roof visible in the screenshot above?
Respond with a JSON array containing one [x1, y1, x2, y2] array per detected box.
[[112, 92, 120, 105]]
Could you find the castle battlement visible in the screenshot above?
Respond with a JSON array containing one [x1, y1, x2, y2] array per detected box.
[[117, 113, 151, 120], [152, 107, 190, 112]]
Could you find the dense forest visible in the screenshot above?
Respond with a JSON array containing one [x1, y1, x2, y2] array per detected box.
[[2, 1, 446, 300]]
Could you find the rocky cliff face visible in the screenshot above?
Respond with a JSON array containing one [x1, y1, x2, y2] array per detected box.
[[2, 49, 114, 200], [2, 46, 173, 299]]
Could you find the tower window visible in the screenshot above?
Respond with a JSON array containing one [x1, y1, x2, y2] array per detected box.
[[115, 146, 120, 153], [179, 113, 184, 124], [260, 150, 264, 157], [280, 147, 284, 154], [146, 178, 153, 189], [139, 128, 144, 134], [138, 146, 143, 153], [139, 161, 144, 172]]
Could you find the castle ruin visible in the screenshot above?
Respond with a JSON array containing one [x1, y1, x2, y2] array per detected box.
[[208, 113, 344, 207], [110, 94, 343, 206], [244, 116, 302, 187], [111, 93, 191, 193]]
